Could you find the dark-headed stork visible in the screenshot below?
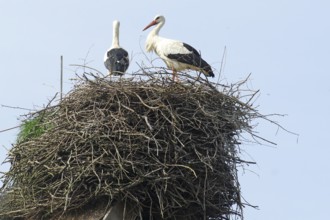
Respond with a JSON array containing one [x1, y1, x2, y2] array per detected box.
[[143, 15, 214, 80], [104, 20, 129, 76]]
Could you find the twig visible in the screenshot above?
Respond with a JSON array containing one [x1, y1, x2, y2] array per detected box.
[[1, 105, 33, 111], [0, 125, 20, 133], [60, 55, 63, 101]]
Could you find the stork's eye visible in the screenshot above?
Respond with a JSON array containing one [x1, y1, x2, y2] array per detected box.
[[155, 16, 160, 20]]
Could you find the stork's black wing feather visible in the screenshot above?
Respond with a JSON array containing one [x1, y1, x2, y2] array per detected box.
[[167, 43, 214, 77], [104, 48, 129, 75]]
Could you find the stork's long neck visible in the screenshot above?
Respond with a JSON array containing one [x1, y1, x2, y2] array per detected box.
[[146, 21, 164, 52], [112, 21, 120, 48], [152, 20, 164, 36]]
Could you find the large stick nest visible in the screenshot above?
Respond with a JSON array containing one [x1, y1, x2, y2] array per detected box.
[[0, 71, 260, 220]]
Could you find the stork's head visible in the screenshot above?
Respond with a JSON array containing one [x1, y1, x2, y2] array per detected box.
[[143, 15, 165, 31], [113, 20, 120, 28]]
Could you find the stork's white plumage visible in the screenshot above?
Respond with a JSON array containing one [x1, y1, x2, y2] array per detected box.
[[143, 15, 214, 80], [104, 20, 129, 76]]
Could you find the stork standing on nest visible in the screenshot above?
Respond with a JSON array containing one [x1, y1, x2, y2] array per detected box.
[[104, 20, 129, 76], [143, 15, 214, 81]]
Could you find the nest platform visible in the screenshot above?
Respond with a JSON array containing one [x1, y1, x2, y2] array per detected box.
[[0, 72, 258, 220]]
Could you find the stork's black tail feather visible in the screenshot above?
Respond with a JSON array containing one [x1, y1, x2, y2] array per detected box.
[[200, 59, 214, 77], [104, 48, 129, 76], [110, 59, 129, 76]]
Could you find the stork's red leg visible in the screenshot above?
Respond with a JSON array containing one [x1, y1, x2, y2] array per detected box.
[[172, 67, 176, 81]]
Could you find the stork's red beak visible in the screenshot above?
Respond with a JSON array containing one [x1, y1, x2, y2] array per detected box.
[[143, 20, 157, 31]]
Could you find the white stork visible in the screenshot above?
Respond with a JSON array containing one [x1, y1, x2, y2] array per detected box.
[[104, 20, 129, 76], [143, 15, 214, 80]]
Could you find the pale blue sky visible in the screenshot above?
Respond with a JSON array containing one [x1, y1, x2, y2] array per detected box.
[[1, 1, 329, 219]]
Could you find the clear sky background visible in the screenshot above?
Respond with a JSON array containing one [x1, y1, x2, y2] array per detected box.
[[1, 1, 329, 219]]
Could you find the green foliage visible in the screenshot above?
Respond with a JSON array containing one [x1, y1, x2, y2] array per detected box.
[[17, 113, 51, 143]]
